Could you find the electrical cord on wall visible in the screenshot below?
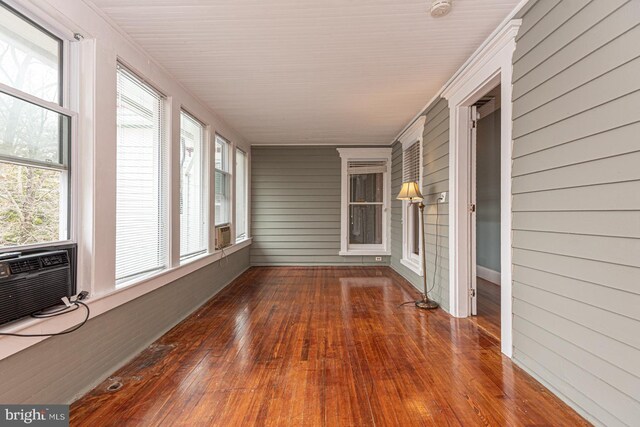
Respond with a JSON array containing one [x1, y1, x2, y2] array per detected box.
[[430, 200, 441, 297], [397, 198, 441, 307], [0, 293, 90, 338]]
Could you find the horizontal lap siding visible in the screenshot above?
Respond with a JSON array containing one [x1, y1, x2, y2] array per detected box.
[[512, 1, 640, 426], [390, 98, 450, 311], [250, 146, 389, 266]]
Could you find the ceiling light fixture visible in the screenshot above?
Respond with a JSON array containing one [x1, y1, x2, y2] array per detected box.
[[430, 0, 452, 17]]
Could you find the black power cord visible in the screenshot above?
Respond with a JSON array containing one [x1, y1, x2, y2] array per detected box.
[[0, 293, 90, 338]]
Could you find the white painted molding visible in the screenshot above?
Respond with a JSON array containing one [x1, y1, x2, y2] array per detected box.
[[443, 18, 521, 359], [400, 258, 423, 276], [398, 115, 426, 149], [337, 148, 392, 257], [477, 266, 501, 286], [397, 116, 426, 274]]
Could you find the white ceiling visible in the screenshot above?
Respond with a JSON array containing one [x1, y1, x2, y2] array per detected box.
[[89, 0, 520, 145]]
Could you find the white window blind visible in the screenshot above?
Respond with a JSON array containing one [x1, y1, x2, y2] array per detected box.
[[215, 135, 231, 225], [115, 64, 167, 284], [179, 111, 206, 259], [402, 142, 420, 183], [235, 148, 248, 241]]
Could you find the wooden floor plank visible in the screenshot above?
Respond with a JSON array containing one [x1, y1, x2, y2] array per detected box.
[[475, 277, 502, 340], [70, 267, 588, 426]]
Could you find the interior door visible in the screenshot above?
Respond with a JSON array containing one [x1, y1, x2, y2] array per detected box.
[[470, 105, 478, 315]]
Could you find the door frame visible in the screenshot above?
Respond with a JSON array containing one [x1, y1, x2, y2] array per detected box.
[[469, 104, 478, 316], [442, 19, 520, 357]]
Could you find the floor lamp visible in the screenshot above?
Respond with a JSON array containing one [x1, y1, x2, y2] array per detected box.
[[397, 182, 439, 310]]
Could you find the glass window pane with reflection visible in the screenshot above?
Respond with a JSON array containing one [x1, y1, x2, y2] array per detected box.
[[349, 205, 382, 245], [0, 5, 61, 104], [349, 173, 382, 203]]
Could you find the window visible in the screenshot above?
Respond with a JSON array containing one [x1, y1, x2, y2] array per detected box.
[[402, 141, 422, 269], [337, 148, 391, 256], [214, 135, 231, 226], [0, 4, 72, 249], [235, 148, 248, 241], [399, 116, 425, 275], [115, 64, 167, 284], [179, 111, 206, 259]]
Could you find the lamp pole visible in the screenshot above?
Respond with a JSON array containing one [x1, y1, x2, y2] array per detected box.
[[415, 201, 439, 310]]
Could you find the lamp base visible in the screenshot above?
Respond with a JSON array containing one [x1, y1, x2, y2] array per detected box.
[[415, 299, 439, 310]]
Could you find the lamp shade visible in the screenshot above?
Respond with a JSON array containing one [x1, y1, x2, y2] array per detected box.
[[396, 181, 423, 201]]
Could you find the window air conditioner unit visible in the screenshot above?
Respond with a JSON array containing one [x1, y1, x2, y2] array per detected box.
[[215, 225, 231, 250], [0, 244, 77, 326]]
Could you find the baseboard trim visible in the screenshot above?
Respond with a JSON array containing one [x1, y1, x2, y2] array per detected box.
[[477, 265, 501, 285]]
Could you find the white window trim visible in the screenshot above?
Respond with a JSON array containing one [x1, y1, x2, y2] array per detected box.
[[235, 147, 249, 242], [179, 108, 209, 261], [398, 116, 426, 276], [337, 147, 392, 256], [0, 3, 78, 253], [214, 134, 232, 227]]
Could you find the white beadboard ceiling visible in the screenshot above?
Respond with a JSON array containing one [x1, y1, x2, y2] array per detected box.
[[89, 0, 520, 145]]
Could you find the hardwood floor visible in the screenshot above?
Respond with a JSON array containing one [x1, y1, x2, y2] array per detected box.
[[71, 267, 588, 426], [474, 277, 501, 340]]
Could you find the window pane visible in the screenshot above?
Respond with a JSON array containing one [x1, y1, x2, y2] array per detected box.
[[349, 204, 382, 245], [116, 66, 167, 284], [180, 111, 205, 258], [0, 162, 64, 247], [235, 149, 247, 240], [350, 173, 382, 203], [215, 136, 228, 172], [0, 91, 69, 165], [215, 170, 229, 225], [411, 203, 420, 255], [0, 5, 61, 103]]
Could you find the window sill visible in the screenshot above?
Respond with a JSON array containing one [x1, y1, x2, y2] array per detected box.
[[0, 238, 252, 361], [401, 258, 423, 276], [339, 250, 391, 257]]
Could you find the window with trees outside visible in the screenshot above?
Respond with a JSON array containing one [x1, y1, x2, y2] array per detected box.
[[214, 135, 231, 226], [179, 111, 206, 259], [115, 64, 168, 284], [235, 148, 248, 241], [0, 4, 72, 249]]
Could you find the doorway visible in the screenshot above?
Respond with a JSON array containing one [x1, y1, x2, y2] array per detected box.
[[470, 85, 501, 340], [442, 19, 518, 356]]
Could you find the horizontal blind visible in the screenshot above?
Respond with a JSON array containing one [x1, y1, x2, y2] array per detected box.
[[402, 142, 420, 183], [115, 64, 167, 283], [180, 111, 206, 258], [348, 160, 387, 175]]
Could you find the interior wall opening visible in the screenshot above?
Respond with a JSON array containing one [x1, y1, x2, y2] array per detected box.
[[471, 84, 501, 340]]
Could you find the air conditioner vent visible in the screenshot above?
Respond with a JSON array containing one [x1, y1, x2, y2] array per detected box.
[[8, 258, 40, 274]]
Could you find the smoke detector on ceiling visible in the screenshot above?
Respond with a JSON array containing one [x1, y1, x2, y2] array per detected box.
[[430, 0, 452, 17]]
